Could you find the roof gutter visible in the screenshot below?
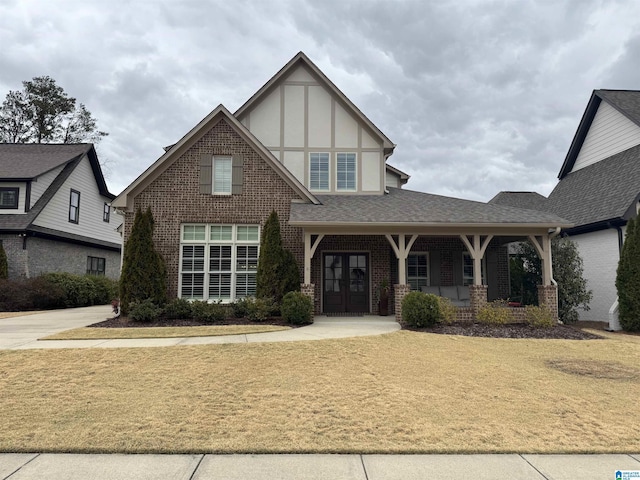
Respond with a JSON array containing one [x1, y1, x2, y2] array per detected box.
[[549, 227, 561, 287]]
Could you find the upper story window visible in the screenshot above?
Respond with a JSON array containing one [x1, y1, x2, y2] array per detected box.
[[0, 187, 19, 209], [337, 153, 356, 191], [103, 203, 110, 222], [309, 153, 330, 191], [213, 156, 232, 195], [69, 189, 80, 224]]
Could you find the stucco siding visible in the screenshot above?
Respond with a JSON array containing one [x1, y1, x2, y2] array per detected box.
[[32, 155, 122, 245], [573, 101, 640, 172], [569, 228, 620, 321]]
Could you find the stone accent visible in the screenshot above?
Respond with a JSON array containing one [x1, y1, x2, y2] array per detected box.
[[469, 284, 488, 317], [300, 283, 315, 320], [394, 284, 412, 322], [538, 285, 559, 322]]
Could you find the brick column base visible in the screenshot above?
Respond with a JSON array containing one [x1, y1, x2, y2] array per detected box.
[[394, 284, 412, 322], [469, 284, 488, 318], [300, 283, 317, 318], [538, 285, 559, 323]]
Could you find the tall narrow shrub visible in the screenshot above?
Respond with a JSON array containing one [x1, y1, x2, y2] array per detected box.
[[119, 208, 167, 314], [616, 217, 640, 331], [256, 211, 284, 302], [0, 241, 7, 279]]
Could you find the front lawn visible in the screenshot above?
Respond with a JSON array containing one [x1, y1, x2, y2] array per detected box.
[[0, 330, 639, 454]]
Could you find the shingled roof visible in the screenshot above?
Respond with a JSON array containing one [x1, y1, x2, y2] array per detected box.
[[488, 191, 548, 211], [0, 143, 91, 179], [545, 143, 640, 229], [290, 187, 571, 227]]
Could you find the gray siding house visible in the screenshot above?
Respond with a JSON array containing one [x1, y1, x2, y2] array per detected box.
[[0, 144, 122, 279]]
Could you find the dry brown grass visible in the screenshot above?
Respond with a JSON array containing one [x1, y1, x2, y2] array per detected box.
[[0, 311, 42, 319], [1, 330, 639, 454], [41, 325, 290, 340]]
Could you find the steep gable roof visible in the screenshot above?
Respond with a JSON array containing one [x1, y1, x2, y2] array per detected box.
[[385, 164, 410, 186], [112, 105, 319, 210], [234, 52, 395, 154], [546, 143, 640, 229], [559, 90, 640, 178]]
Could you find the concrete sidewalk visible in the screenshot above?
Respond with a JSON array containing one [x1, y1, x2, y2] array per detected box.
[[0, 306, 400, 350], [2, 453, 639, 479]]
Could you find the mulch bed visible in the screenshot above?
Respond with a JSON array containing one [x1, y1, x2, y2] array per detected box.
[[89, 316, 295, 329], [404, 322, 605, 340]]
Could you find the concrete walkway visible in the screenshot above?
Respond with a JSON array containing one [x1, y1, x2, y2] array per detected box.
[[0, 305, 400, 350], [1, 453, 639, 479]]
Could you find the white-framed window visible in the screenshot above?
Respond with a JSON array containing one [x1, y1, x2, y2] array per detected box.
[[103, 203, 110, 222], [213, 156, 232, 195], [0, 187, 19, 209], [407, 253, 429, 291], [463, 252, 486, 286], [309, 152, 330, 191], [336, 153, 356, 191], [179, 224, 260, 302], [69, 189, 80, 224]]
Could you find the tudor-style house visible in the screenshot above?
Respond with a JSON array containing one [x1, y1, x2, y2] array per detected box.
[[0, 144, 122, 279], [113, 52, 570, 320]]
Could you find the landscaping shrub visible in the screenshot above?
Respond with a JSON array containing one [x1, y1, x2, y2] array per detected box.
[[525, 305, 555, 328], [41, 272, 99, 307], [85, 275, 119, 305], [128, 299, 162, 323], [476, 299, 514, 325], [281, 248, 301, 296], [281, 291, 313, 325], [190, 300, 225, 323], [164, 298, 193, 319], [0, 277, 66, 311], [232, 297, 251, 318], [437, 296, 457, 325], [616, 217, 640, 331], [119, 207, 167, 314], [246, 297, 276, 322], [402, 292, 442, 327]]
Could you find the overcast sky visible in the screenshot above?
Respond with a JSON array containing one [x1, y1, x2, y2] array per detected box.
[[1, 0, 640, 201]]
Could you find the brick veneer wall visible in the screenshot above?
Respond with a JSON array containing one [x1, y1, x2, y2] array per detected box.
[[0, 235, 27, 279], [300, 283, 315, 320], [538, 285, 559, 321], [469, 284, 488, 316], [125, 119, 305, 300], [394, 284, 412, 322]]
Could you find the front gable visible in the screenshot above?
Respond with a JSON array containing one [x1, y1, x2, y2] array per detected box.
[[235, 53, 394, 195]]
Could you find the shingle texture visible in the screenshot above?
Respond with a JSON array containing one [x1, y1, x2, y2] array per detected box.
[[0, 143, 90, 179], [545, 143, 640, 226], [290, 187, 571, 225], [488, 192, 548, 211], [597, 90, 640, 126]]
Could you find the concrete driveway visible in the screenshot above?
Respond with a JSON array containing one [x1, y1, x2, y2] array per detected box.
[[0, 305, 113, 349], [0, 309, 400, 350]]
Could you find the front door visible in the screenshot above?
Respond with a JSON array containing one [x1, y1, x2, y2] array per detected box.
[[323, 253, 369, 313]]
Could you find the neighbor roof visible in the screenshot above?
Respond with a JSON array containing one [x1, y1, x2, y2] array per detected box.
[[488, 191, 548, 211], [559, 89, 640, 179], [545, 143, 640, 229], [290, 187, 571, 228], [0, 143, 92, 180]]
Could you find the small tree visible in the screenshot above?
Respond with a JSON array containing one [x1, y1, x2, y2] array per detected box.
[[0, 241, 8, 279], [256, 211, 300, 304], [616, 217, 640, 331], [512, 237, 591, 323], [119, 208, 167, 314]]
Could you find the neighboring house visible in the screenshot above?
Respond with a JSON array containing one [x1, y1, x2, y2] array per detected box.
[[0, 144, 122, 279], [113, 52, 569, 320], [491, 90, 640, 327]]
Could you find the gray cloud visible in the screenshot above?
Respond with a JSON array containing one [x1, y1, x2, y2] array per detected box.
[[1, 0, 640, 201]]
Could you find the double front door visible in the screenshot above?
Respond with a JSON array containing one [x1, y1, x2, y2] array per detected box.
[[323, 253, 369, 313]]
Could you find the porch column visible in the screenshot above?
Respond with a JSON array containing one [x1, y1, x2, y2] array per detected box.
[[459, 234, 493, 285], [529, 233, 559, 321], [385, 234, 418, 284], [303, 232, 324, 285]]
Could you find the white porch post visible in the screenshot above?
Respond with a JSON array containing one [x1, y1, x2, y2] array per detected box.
[[459, 234, 493, 285], [303, 232, 324, 284], [528, 234, 552, 286], [385, 234, 418, 284]]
